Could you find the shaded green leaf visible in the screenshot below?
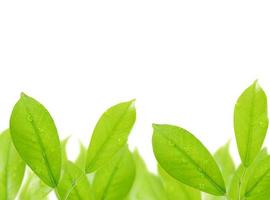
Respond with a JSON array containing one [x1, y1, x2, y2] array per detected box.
[[86, 100, 136, 173], [152, 124, 226, 196], [75, 142, 87, 170], [158, 165, 201, 200], [0, 130, 25, 200], [19, 170, 51, 200], [10, 93, 62, 187], [93, 146, 135, 200], [56, 161, 93, 200], [126, 150, 167, 200], [234, 81, 268, 166], [205, 142, 235, 200]]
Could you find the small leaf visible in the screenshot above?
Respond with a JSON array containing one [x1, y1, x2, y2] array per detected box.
[[152, 124, 226, 196], [0, 130, 25, 200], [205, 142, 235, 200], [126, 150, 168, 200], [56, 161, 93, 200], [93, 146, 135, 200], [19, 170, 51, 200], [86, 99, 136, 173], [75, 142, 87, 170], [158, 165, 201, 200], [213, 142, 235, 187], [61, 137, 70, 165], [10, 93, 62, 187], [234, 81, 268, 166]]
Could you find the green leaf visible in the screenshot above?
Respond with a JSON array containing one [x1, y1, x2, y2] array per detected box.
[[10, 93, 62, 187], [228, 149, 268, 200], [158, 165, 201, 200], [152, 124, 226, 196], [234, 81, 269, 166], [19, 170, 51, 200], [243, 155, 270, 200], [205, 142, 235, 200], [93, 146, 135, 200], [126, 150, 168, 200], [0, 130, 25, 200], [61, 137, 70, 164], [56, 161, 93, 200], [214, 142, 235, 187], [86, 99, 136, 173], [75, 142, 87, 170]]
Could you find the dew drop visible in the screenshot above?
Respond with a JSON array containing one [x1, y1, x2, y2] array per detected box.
[[27, 115, 33, 122]]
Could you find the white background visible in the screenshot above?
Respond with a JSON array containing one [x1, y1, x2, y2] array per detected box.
[[1, 1, 270, 172]]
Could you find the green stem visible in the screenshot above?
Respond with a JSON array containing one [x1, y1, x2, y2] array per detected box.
[[54, 188, 62, 200], [238, 167, 247, 200]]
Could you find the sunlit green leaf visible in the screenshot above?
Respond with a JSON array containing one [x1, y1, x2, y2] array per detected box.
[[152, 124, 226, 196], [10, 93, 62, 187], [0, 130, 25, 200], [75, 142, 87, 170], [158, 165, 201, 200], [19, 170, 51, 200], [86, 100, 136, 173], [234, 81, 268, 166], [56, 161, 93, 200], [93, 146, 135, 200], [126, 150, 168, 200]]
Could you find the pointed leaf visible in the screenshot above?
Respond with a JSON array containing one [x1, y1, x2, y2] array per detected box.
[[86, 100, 136, 173], [0, 130, 25, 200], [234, 81, 268, 166], [152, 124, 226, 196], [75, 142, 87, 170], [158, 165, 201, 200], [10, 93, 62, 187], [93, 146, 135, 200]]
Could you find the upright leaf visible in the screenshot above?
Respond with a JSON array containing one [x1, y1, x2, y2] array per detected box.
[[93, 146, 135, 200], [158, 165, 201, 200], [205, 142, 235, 200], [10, 93, 62, 187], [126, 150, 167, 200], [214, 142, 235, 186], [75, 142, 87, 170], [152, 124, 226, 196], [19, 170, 51, 200], [56, 161, 93, 200], [234, 81, 268, 166], [0, 130, 25, 200], [86, 100, 136, 173]]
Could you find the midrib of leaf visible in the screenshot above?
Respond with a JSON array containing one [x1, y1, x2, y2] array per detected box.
[[22, 99, 58, 188], [4, 140, 11, 200], [158, 133, 225, 194], [245, 167, 270, 196], [243, 83, 256, 165], [86, 105, 131, 170]]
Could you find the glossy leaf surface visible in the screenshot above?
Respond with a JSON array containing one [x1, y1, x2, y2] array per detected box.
[[86, 100, 136, 173]]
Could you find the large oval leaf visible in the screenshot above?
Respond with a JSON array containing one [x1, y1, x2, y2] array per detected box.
[[10, 93, 62, 187], [152, 124, 226, 195], [86, 100, 136, 173], [93, 146, 135, 200], [0, 130, 25, 200], [234, 81, 268, 166], [158, 165, 201, 200], [126, 150, 168, 200], [56, 161, 93, 200]]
